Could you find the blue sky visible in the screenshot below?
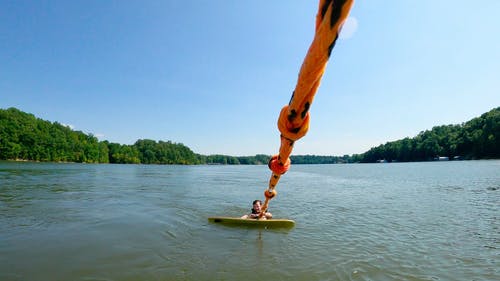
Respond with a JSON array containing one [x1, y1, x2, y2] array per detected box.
[[1, 1, 499, 156]]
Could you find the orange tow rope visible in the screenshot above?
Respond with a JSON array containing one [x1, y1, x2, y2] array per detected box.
[[261, 0, 354, 217]]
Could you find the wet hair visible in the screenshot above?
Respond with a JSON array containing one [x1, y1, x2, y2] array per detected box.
[[251, 200, 263, 214], [252, 200, 262, 205]]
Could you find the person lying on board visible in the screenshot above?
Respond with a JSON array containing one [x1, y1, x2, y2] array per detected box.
[[241, 199, 272, 220]]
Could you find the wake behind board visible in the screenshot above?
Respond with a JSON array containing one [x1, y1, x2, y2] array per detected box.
[[208, 216, 295, 228]]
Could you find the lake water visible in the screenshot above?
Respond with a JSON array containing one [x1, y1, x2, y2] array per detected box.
[[0, 161, 498, 281]]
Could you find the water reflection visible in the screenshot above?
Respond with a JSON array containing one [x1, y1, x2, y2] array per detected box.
[[256, 230, 264, 258]]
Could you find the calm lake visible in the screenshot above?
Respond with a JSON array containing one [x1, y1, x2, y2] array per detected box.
[[0, 161, 498, 281]]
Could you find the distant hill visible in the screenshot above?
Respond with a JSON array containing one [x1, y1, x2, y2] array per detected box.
[[0, 108, 199, 164], [359, 107, 500, 162], [1, 107, 498, 164], [0, 108, 108, 163]]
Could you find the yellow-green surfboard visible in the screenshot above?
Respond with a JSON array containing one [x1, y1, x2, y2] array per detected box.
[[208, 216, 295, 228]]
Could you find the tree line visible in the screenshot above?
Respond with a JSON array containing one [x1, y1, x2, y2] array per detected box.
[[1, 107, 498, 164], [0, 108, 108, 163], [0, 108, 200, 164], [359, 107, 499, 162]]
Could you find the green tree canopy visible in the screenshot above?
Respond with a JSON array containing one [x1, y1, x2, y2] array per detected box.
[[1, 107, 498, 165], [360, 107, 499, 162]]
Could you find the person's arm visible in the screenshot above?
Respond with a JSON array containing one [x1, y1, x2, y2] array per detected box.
[[249, 213, 259, 219], [265, 212, 273, 219]]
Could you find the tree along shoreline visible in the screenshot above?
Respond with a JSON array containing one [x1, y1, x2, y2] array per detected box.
[[1, 107, 498, 165]]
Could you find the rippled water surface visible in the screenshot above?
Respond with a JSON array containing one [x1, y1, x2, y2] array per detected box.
[[0, 161, 498, 280]]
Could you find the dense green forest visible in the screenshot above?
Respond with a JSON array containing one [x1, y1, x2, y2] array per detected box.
[[0, 107, 498, 164], [359, 107, 499, 162], [0, 108, 199, 164], [0, 108, 108, 163]]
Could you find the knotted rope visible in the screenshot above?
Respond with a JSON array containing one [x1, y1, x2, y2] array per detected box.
[[260, 0, 354, 217]]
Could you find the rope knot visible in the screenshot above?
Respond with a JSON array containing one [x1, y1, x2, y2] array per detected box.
[[264, 188, 277, 199], [268, 154, 291, 175], [277, 105, 310, 141]]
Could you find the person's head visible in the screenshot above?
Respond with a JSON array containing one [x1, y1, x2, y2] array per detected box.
[[252, 200, 262, 212]]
